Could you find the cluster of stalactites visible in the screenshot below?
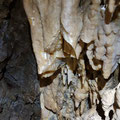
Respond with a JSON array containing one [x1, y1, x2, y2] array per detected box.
[[23, 0, 120, 79], [23, 0, 120, 119], [81, 0, 120, 79]]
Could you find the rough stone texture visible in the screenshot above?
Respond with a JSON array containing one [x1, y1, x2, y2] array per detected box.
[[1, 0, 120, 120], [0, 0, 40, 120], [24, 0, 120, 119]]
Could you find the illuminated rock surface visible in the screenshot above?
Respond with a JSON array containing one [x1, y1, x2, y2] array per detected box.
[[1, 0, 120, 120], [24, 0, 120, 119]]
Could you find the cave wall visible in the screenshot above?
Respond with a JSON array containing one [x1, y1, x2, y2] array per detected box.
[[0, 0, 120, 120], [0, 0, 41, 120]]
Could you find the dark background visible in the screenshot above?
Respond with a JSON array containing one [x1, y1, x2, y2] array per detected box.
[[0, 0, 41, 119]]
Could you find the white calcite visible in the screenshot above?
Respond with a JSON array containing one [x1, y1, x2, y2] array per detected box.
[[24, 0, 120, 119], [61, 0, 83, 55]]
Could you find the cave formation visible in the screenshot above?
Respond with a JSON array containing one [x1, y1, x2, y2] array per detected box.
[[0, 0, 120, 120]]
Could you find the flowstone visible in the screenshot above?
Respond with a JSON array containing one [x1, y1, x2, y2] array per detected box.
[[24, 0, 120, 119]]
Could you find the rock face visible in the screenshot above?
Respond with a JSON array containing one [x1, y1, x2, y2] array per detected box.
[[0, 0, 40, 120], [1, 0, 120, 120], [24, 0, 120, 120]]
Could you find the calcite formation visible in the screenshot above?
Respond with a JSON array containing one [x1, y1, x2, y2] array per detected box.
[[24, 0, 120, 119]]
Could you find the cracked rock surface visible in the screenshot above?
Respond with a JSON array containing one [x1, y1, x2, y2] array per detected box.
[[0, 0, 40, 120]]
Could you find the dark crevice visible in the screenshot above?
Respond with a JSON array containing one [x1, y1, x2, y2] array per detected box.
[[88, 93, 92, 109], [96, 97, 105, 120], [100, 0, 105, 6], [111, 5, 120, 22], [38, 68, 61, 87], [109, 110, 114, 120]]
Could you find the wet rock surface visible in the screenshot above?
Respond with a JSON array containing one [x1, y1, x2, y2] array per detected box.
[[0, 0, 40, 120]]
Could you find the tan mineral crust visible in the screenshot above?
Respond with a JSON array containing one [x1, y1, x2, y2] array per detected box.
[[24, 0, 120, 119]]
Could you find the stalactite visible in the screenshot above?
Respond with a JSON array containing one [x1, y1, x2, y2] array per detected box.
[[24, 0, 120, 119]]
